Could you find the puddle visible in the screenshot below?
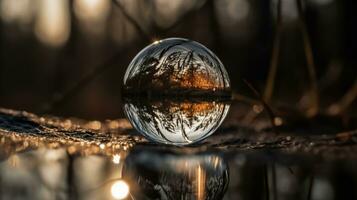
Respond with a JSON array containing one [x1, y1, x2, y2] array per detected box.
[[0, 103, 357, 199]]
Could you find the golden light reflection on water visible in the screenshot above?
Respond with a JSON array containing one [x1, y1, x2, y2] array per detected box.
[[122, 152, 229, 199], [35, 0, 70, 47], [8, 155, 20, 167], [112, 154, 121, 164], [0, 108, 136, 158], [197, 165, 206, 200], [86, 120, 102, 130], [111, 180, 130, 200]]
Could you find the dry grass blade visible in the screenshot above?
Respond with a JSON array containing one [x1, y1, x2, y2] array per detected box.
[[264, 164, 270, 200], [113, 0, 151, 42], [232, 91, 260, 105], [243, 79, 279, 134], [327, 78, 357, 115], [297, 0, 319, 117], [264, 0, 282, 103], [39, 53, 122, 113], [307, 176, 314, 200]]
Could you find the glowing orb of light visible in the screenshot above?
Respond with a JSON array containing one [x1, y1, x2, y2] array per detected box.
[[111, 180, 129, 199]]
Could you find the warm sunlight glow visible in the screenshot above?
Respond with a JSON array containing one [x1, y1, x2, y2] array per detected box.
[[111, 180, 129, 199], [35, 0, 70, 47], [0, 0, 33, 25], [74, 0, 110, 21]]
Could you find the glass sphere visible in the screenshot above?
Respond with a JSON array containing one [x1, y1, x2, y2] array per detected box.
[[122, 38, 231, 145], [123, 38, 231, 96], [123, 99, 230, 145], [123, 149, 229, 200]]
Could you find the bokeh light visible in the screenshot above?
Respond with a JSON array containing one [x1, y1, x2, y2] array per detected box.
[[34, 0, 70, 47], [0, 0, 33, 26], [216, 0, 250, 24], [112, 154, 121, 164], [111, 180, 130, 199], [74, 0, 111, 21]]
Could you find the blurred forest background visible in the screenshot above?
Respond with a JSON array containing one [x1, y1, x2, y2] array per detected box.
[[0, 0, 356, 120]]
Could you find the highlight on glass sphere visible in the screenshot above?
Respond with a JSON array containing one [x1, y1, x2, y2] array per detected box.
[[122, 38, 231, 146], [122, 37, 231, 97]]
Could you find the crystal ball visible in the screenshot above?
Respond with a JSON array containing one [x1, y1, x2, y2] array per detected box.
[[123, 38, 231, 96], [122, 38, 231, 145]]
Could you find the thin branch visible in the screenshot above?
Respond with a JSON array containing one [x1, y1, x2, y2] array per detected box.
[[307, 176, 314, 200], [272, 164, 278, 200], [264, 0, 282, 103], [40, 1, 207, 113], [155, 1, 204, 36], [39, 52, 122, 113], [232, 91, 260, 105], [327, 78, 357, 115], [297, 0, 319, 117], [264, 164, 270, 200], [243, 79, 279, 134], [113, 0, 151, 42]]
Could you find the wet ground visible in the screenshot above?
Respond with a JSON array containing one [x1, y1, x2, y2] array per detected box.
[[0, 101, 356, 200]]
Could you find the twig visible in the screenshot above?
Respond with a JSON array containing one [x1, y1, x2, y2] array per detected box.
[[243, 79, 279, 134], [67, 152, 78, 200], [264, 0, 282, 103], [232, 91, 260, 105], [297, 0, 319, 117], [155, 1, 205, 37], [288, 166, 294, 175], [327, 78, 357, 115], [40, 1, 207, 113], [39, 52, 122, 113], [272, 164, 278, 200], [264, 164, 270, 200], [113, 0, 151, 42], [307, 175, 314, 200]]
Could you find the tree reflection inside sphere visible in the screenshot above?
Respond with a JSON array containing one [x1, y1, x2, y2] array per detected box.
[[123, 38, 231, 96], [123, 99, 230, 145], [122, 38, 231, 145]]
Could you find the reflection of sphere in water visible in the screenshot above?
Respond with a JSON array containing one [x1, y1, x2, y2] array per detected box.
[[123, 100, 230, 145], [123, 149, 229, 200], [123, 38, 231, 95]]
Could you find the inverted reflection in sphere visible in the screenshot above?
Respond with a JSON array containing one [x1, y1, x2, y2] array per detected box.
[[123, 100, 230, 145]]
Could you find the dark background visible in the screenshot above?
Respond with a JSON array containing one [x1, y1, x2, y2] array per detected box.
[[0, 0, 356, 120]]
